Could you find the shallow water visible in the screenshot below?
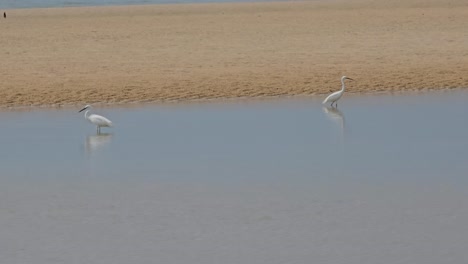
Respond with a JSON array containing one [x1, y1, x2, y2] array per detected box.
[[1, 92, 468, 263], [1, 0, 275, 9]]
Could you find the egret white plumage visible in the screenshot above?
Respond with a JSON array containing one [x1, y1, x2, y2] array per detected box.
[[322, 76, 354, 107], [78, 105, 113, 134]]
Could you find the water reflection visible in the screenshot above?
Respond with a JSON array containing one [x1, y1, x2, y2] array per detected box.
[[85, 133, 113, 155], [322, 106, 345, 143]]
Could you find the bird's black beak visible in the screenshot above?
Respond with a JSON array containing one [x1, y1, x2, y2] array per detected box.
[[347, 78, 354, 81], [78, 107, 87, 113]]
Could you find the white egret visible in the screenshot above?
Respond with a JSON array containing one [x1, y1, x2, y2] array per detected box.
[[78, 105, 113, 134], [322, 76, 354, 107]]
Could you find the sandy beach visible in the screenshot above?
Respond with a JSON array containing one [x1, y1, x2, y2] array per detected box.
[[0, 0, 467, 107]]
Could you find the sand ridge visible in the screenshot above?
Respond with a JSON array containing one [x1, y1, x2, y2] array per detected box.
[[0, 0, 467, 107]]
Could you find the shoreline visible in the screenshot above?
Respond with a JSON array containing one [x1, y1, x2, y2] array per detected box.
[[2, 87, 466, 112], [1, 0, 467, 108]]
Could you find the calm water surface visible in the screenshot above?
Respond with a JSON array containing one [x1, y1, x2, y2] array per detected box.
[[1, 92, 468, 263], [1, 0, 278, 9]]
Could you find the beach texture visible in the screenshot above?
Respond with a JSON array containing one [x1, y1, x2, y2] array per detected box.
[[0, 0, 467, 107]]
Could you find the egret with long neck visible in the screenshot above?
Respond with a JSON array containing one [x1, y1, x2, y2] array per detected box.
[[78, 105, 113, 134], [322, 76, 354, 108]]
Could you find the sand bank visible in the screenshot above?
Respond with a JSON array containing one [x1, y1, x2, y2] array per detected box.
[[0, 0, 467, 107]]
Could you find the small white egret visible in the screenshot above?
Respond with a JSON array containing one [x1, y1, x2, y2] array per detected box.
[[78, 105, 113, 134], [322, 76, 354, 107]]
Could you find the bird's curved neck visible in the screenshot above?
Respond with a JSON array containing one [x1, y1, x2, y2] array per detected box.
[[84, 110, 90, 119], [340, 79, 346, 92]]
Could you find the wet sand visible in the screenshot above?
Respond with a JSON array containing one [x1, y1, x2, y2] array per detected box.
[[0, 0, 467, 107]]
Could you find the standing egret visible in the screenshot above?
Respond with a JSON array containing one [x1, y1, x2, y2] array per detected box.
[[78, 105, 113, 134], [322, 76, 354, 107]]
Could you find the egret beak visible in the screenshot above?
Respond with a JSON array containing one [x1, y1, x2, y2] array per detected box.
[[78, 106, 88, 113], [346, 77, 354, 81]]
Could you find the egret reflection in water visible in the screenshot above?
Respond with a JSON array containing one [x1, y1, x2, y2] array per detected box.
[[85, 133, 113, 155], [322, 106, 346, 143]]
